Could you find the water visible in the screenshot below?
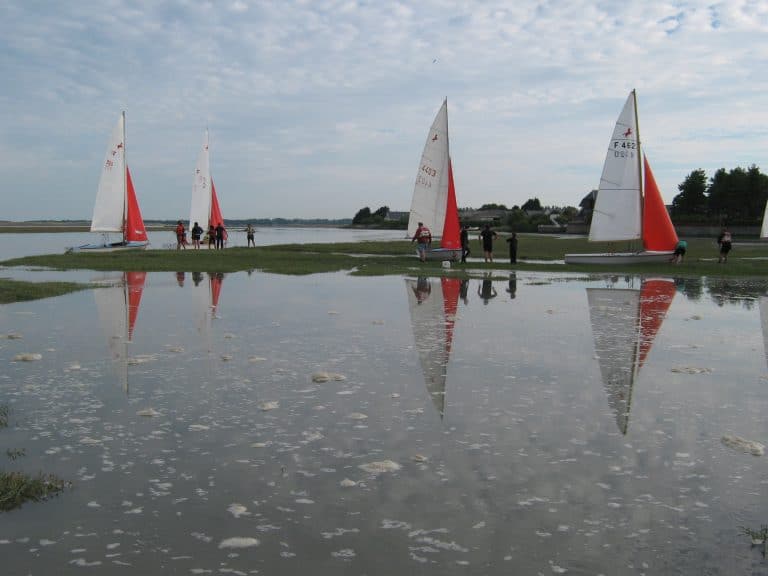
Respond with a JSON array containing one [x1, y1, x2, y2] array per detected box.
[[0, 227, 406, 261], [1, 270, 767, 574]]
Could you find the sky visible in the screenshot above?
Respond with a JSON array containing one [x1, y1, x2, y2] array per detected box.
[[1, 0, 767, 221]]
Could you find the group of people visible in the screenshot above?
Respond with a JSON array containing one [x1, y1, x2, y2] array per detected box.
[[412, 221, 518, 264], [174, 221, 257, 250]]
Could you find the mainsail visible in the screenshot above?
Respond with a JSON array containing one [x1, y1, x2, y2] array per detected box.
[[406, 276, 460, 418], [408, 100, 451, 240], [189, 130, 225, 232], [587, 279, 675, 434], [589, 91, 642, 243]]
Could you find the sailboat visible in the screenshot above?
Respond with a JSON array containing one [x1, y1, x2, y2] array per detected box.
[[71, 113, 149, 252], [195, 272, 224, 354], [405, 276, 461, 418], [407, 99, 462, 261], [94, 271, 147, 394], [189, 130, 225, 246], [760, 202, 768, 240], [587, 278, 675, 434], [565, 90, 678, 264]]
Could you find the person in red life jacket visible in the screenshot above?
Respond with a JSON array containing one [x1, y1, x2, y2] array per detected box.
[[175, 220, 187, 250], [411, 221, 432, 262]]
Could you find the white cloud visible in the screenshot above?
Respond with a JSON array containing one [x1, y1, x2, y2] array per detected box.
[[0, 0, 766, 219]]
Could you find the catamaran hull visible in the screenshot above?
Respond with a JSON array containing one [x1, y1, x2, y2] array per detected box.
[[67, 241, 149, 253], [418, 248, 462, 262], [564, 251, 674, 265]]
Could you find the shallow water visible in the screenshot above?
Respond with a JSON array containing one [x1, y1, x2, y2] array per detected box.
[[1, 271, 767, 574]]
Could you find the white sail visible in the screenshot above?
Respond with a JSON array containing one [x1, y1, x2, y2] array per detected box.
[[408, 100, 450, 238], [761, 201, 768, 239], [587, 287, 641, 434], [760, 297, 768, 368], [589, 91, 642, 242], [189, 130, 211, 232], [91, 114, 126, 232]]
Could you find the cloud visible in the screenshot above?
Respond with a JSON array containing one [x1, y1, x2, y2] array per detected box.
[[0, 0, 767, 219]]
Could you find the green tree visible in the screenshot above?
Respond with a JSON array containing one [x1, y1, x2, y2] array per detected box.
[[672, 169, 707, 216], [521, 198, 542, 211], [372, 206, 389, 219], [479, 203, 508, 210], [352, 207, 371, 225]]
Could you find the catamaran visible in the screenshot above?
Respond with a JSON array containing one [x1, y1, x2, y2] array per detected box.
[[587, 278, 675, 434], [189, 130, 225, 246], [406, 276, 461, 418], [565, 90, 678, 264], [407, 99, 462, 261], [70, 112, 148, 252]]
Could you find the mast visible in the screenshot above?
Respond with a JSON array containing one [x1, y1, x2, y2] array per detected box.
[[122, 111, 128, 243], [632, 90, 643, 237]]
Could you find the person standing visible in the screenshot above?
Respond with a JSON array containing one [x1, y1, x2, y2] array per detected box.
[[246, 223, 255, 247], [215, 222, 226, 250], [411, 221, 432, 262], [717, 228, 732, 263], [460, 223, 471, 263], [506, 233, 518, 264], [478, 223, 498, 263], [207, 224, 216, 249], [175, 220, 186, 250], [191, 221, 203, 250]]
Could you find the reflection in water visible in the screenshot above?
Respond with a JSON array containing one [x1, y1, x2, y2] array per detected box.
[[94, 271, 147, 394], [478, 273, 497, 304], [176, 271, 185, 287], [506, 272, 517, 299], [192, 271, 203, 286], [460, 278, 469, 305], [195, 273, 225, 354], [406, 277, 460, 418], [587, 279, 675, 434]]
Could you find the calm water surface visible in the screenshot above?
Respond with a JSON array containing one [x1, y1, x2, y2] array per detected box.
[[1, 271, 767, 575]]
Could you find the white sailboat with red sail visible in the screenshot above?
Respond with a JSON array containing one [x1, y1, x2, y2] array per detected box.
[[565, 91, 678, 264], [407, 99, 462, 261], [71, 112, 148, 252], [406, 276, 461, 418], [189, 130, 225, 246], [587, 278, 675, 434], [94, 271, 147, 394]]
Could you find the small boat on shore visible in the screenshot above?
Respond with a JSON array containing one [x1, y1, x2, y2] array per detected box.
[[407, 99, 462, 261], [565, 90, 678, 264], [69, 112, 149, 252]]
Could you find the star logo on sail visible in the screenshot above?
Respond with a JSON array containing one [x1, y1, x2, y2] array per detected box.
[[432, 134, 438, 142], [623, 128, 632, 138]]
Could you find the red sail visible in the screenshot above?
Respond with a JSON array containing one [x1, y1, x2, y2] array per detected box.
[[124, 167, 148, 243], [440, 159, 461, 249], [637, 279, 675, 368], [125, 271, 147, 341], [210, 179, 224, 228], [441, 277, 461, 355], [642, 157, 678, 251]]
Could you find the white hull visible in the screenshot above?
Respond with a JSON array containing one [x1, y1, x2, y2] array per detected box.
[[419, 248, 461, 262], [564, 251, 673, 265], [68, 240, 149, 253]]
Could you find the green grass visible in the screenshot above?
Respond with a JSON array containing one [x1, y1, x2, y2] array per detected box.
[[2, 235, 768, 278], [0, 279, 91, 304], [0, 471, 68, 512]]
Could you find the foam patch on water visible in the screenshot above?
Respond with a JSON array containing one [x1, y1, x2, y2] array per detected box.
[[13, 353, 41, 362], [721, 434, 764, 456], [359, 460, 401, 474], [218, 537, 259, 549]]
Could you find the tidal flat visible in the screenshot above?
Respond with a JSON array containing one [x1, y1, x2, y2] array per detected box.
[[1, 270, 767, 574]]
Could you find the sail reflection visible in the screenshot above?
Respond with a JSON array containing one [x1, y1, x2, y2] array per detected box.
[[94, 271, 147, 394], [195, 272, 225, 353], [406, 276, 460, 418], [587, 278, 675, 434]]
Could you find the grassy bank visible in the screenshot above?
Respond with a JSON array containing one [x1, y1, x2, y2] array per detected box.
[[0, 279, 91, 304], [2, 235, 768, 278]]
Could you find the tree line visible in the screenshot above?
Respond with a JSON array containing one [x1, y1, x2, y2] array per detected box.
[[671, 165, 768, 224]]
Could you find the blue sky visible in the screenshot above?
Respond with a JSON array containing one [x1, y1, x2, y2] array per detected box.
[[1, 1, 767, 221]]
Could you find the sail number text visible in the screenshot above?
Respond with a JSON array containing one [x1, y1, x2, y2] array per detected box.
[[612, 140, 636, 158], [421, 165, 437, 178]]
